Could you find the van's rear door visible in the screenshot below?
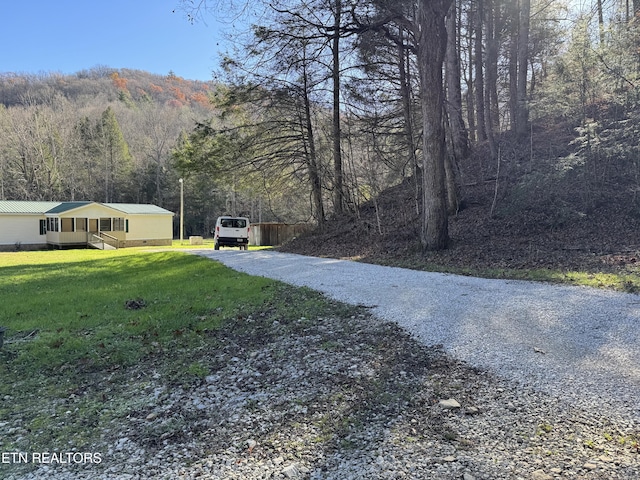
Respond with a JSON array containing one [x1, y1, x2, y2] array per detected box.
[[219, 218, 248, 241]]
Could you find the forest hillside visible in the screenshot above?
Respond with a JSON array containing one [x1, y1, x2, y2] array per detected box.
[[0, 68, 284, 235], [0, 68, 214, 228], [282, 114, 640, 281]]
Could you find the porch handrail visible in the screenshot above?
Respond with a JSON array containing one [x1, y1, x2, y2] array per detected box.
[[88, 233, 105, 249], [99, 232, 122, 249], [87, 232, 121, 249]]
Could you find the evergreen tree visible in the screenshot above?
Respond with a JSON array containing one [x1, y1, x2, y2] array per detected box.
[[98, 106, 133, 202]]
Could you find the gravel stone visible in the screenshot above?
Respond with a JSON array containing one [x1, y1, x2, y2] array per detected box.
[[439, 398, 462, 410]]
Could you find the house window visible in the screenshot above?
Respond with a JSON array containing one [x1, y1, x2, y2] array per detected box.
[[112, 218, 125, 231], [61, 218, 74, 232], [39, 220, 46, 235], [99, 218, 112, 231], [76, 218, 87, 232], [47, 218, 59, 232]]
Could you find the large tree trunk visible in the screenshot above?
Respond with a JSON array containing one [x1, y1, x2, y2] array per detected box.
[[417, 0, 452, 251], [302, 53, 325, 230]]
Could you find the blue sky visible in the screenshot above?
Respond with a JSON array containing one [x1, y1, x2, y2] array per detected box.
[[0, 1, 230, 81]]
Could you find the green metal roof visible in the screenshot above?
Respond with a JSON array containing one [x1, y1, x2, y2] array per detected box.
[[45, 202, 92, 214], [0, 201, 173, 216], [104, 203, 174, 215], [0, 201, 61, 214]]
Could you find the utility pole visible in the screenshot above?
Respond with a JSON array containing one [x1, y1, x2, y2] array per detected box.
[[179, 178, 184, 244]]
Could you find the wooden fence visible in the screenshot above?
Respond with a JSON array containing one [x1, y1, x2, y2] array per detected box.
[[249, 223, 311, 246]]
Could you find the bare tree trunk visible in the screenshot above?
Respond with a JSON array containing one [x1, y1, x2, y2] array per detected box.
[[465, 2, 476, 143], [474, 0, 487, 142], [597, 0, 605, 45], [484, 0, 498, 159], [516, 0, 530, 139], [508, 0, 518, 132], [332, 0, 344, 215], [444, 149, 459, 214], [398, 28, 418, 176], [417, 0, 452, 251], [446, 0, 469, 163], [302, 57, 325, 230]]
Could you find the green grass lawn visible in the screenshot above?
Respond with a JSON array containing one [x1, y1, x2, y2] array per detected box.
[[370, 257, 640, 294], [0, 248, 353, 459], [166, 239, 273, 250], [0, 249, 273, 373]]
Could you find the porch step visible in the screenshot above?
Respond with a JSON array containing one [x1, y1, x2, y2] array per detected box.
[[88, 241, 117, 250]]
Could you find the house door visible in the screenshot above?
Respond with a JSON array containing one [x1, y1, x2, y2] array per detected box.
[[89, 219, 98, 233]]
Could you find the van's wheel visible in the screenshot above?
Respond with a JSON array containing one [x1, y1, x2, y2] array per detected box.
[[214, 241, 220, 250]]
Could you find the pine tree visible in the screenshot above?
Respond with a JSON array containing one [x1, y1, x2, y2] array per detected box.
[[98, 107, 133, 202]]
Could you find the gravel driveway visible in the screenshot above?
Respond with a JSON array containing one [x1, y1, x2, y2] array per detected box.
[[195, 249, 640, 424], [8, 249, 640, 480]]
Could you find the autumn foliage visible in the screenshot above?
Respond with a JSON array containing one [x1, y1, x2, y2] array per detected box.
[[110, 72, 129, 92]]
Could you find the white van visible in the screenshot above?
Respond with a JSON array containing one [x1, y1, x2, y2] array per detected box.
[[213, 216, 250, 250]]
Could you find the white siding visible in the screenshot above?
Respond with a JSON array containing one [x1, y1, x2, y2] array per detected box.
[[0, 214, 45, 246], [127, 215, 173, 241]]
